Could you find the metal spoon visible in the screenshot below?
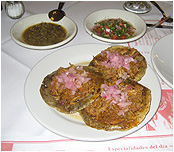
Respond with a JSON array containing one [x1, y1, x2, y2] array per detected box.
[[48, 2, 65, 21], [150, 1, 173, 23]]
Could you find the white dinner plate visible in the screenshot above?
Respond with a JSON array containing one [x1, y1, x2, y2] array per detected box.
[[151, 34, 173, 88], [84, 9, 146, 43], [25, 44, 161, 141], [10, 14, 77, 50]]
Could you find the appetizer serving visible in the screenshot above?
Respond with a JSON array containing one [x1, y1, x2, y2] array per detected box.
[[90, 45, 147, 82], [91, 18, 136, 40], [40, 45, 151, 131], [22, 22, 67, 46], [80, 79, 151, 131], [40, 64, 103, 113]]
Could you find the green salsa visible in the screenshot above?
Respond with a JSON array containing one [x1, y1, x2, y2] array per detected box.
[[22, 22, 67, 46]]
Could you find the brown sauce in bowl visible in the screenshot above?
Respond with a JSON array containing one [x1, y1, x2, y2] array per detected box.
[[22, 22, 67, 46]]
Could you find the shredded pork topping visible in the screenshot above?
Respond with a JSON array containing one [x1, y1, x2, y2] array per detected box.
[[52, 66, 91, 95], [101, 50, 137, 70], [100, 82, 132, 115]]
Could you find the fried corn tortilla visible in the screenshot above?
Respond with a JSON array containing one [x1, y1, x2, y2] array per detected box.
[[40, 64, 103, 114], [89, 45, 147, 82], [79, 79, 151, 131]]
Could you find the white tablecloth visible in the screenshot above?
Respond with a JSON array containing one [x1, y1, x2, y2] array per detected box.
[[1, 1, 173, 151]]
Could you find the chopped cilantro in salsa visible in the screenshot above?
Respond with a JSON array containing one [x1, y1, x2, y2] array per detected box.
[[91, 18, 136, 40]]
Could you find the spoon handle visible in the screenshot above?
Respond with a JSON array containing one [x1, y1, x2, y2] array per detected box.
[[150, 1, 166, 18], [58, 2, 65, 10], [147, 16, 171, 32]]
